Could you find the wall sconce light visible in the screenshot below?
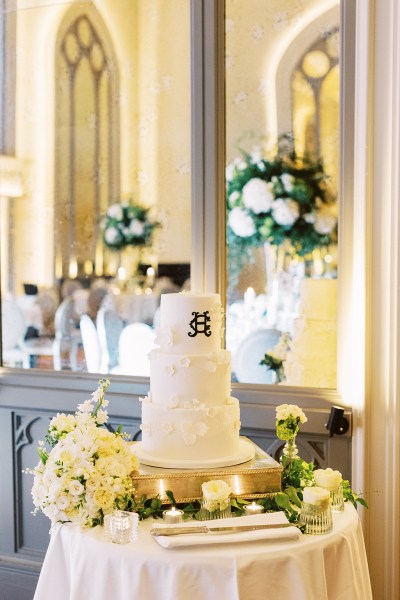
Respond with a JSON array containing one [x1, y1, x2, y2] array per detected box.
[[325, 406, 349, 437]]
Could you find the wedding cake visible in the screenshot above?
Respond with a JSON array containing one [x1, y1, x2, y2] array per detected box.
[[283, 279, 337, 388], [134, 292, 255, 468]]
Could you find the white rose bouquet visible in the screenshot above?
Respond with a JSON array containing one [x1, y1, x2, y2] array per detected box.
[[26, 379, 139, 529], [275, 403, 307, 441], [102, 201, 159, 250]]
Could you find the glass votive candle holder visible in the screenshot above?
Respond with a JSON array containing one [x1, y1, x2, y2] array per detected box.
[[299, 487, 332, 535], [243, 501, 264, 516], [162, 506, 184, 524], [104, 510, 139, 544], [199, 499, 232, 520], [330, 482, 345, 512]]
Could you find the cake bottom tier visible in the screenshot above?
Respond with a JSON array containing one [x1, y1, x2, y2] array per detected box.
[[139, 397, 241, 462]]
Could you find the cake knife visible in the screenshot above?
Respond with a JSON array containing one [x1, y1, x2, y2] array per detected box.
[[150, 523, 293, 536]]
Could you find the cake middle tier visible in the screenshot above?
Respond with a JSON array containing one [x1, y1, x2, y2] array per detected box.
[[148, 349, 232, 408], [140, 397, 241, 460]]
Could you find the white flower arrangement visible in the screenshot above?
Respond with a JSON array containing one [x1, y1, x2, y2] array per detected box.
[[313, 467, 342, 492], [25, 379, 139, 529], [275, 403, 307, 441], [226, 148, 337, 256], [201, 479, 231, 512], [102, 201, 159, 250]]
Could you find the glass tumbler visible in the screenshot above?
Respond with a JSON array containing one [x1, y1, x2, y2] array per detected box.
[[104, 510, 139, 544], [299, 500, 333, 535], [330, 482, 345, 512]]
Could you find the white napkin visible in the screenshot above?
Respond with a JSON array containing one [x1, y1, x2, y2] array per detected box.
[[152, 511, 301, 549]]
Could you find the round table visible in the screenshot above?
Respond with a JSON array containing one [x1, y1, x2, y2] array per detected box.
[[33, 504, 372, 600]]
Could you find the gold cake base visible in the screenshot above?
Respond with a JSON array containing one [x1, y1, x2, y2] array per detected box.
[[131, 439, 282, 504]]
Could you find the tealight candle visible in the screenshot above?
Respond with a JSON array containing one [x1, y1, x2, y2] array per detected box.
[[243, 501, 264, 515], [162, 506, 184, 524]]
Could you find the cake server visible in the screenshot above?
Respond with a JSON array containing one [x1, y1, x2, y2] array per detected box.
[[150, 523, 293, 536]]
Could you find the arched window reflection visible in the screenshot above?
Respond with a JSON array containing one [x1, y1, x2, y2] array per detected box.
[[55, 8, 120, 280]]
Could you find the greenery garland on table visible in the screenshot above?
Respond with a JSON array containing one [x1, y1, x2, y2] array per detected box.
[[226, 147, 337, 290], [131, 404, 367, 524]]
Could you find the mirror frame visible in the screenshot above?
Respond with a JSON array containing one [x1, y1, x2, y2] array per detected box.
[[0, 0, 354, 411]]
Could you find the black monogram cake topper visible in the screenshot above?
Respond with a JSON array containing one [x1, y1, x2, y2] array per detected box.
[[188, 310, 212, 337]]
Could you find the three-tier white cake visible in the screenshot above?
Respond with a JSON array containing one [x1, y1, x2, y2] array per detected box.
[[134, 292, 255, 468]]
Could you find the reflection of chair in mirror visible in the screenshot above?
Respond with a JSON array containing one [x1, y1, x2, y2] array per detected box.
[[233, 328, 281, 384], [87, 287, 109, 321], [80, 314, 102, 374], [1, 299, 27, 367], [111, 323, 155, 377], [53, 297, 82, 370], [96, 308, 124, 373]]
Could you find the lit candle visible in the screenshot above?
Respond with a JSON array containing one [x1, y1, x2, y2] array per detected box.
[[243, 501, 264, 515], [162, 506, 184, 524]]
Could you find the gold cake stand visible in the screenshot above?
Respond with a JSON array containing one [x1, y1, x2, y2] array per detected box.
[[131, 439, 282, 504]]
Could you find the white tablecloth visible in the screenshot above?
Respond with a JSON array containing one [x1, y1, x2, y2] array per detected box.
[[33, 504, 372, 600]]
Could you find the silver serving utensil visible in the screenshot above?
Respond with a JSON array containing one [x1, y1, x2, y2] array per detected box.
[[150, 523, 293, 536]]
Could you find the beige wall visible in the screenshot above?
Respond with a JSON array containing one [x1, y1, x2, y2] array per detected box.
[[11, 0, 191, 294]]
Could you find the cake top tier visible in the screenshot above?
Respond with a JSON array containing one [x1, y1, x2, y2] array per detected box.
[[298, 278, 338, 320], [155, 292, 224, 354]]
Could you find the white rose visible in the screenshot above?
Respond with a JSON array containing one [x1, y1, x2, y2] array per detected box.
[[303, 486, 330, 507], [228, 207, 256, 238], [303, 212, 316, 224], [242, 178, 274, 213], [129, 219, 145, 237], [314, 213, 337, 234], [272, 198, 300, 226], [104, 227, 122, 245], [202, 479, 231, 502], [107, 204, 123, 220], [314, 468, 342, 491], [226, 163, 235, 182], [280, 173, 295, 192], [68, 480, 85, 496], [228, 191, 240, 206]]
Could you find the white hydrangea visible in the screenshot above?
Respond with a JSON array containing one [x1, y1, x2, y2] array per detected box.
[[106, 203, 123, 220], [280, 173, 295, 192], [242, 178, 274, 213], [129, 219, 145, 237], [104, 227, 122, 245], [228, 207, 256, 238], [272, 198, 300, 226]]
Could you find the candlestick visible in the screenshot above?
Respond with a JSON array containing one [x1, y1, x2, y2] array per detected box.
[[243, 501, 264, 515], [162, 507, 184, 524]]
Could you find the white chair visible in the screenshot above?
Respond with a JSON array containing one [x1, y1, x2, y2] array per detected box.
[[233, 328, 281, 384], [79, 314, 102, 373], [1, 299, 27, 367], [111, 323, 155, 377], [96, 307, 124, 372], [53, 296, 82, 370]]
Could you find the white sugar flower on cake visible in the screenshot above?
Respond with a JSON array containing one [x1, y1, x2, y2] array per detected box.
[[162, 422, 174, 434], [179, 357, 191, 368], [167, 395, 180, 409], [164, 365, 175, 376], [154, 327, 173, 349], [180, 421, 208, 445]]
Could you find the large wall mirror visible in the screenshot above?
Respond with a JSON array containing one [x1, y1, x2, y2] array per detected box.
[[225, 0, 340, 388], [0, 0, 191, 375], [1, 0, 341, 392]]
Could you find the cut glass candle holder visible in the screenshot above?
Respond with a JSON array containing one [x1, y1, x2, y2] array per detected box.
[[104, 510, 139, 544], [299, 500, 333, 535], [330, 482, 345, 512], [198, 499, 232, 520]]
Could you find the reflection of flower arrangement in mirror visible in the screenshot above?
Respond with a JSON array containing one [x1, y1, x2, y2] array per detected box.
[[227, 147, 337, 254], [102, 201, 160, 250], [260, 332, 290, 383]]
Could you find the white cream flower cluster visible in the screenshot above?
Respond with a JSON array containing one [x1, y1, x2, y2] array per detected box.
[[27, 380, 139, 528], [102, 201, 158, 250], [276, 403, 308, 424], [201, 479, 231, 512], [314, 467, 342, 492]]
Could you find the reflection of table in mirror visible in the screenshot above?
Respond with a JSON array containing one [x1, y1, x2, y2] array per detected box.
[[112, 291, 160, 325], [34, 504, 372, 600]]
